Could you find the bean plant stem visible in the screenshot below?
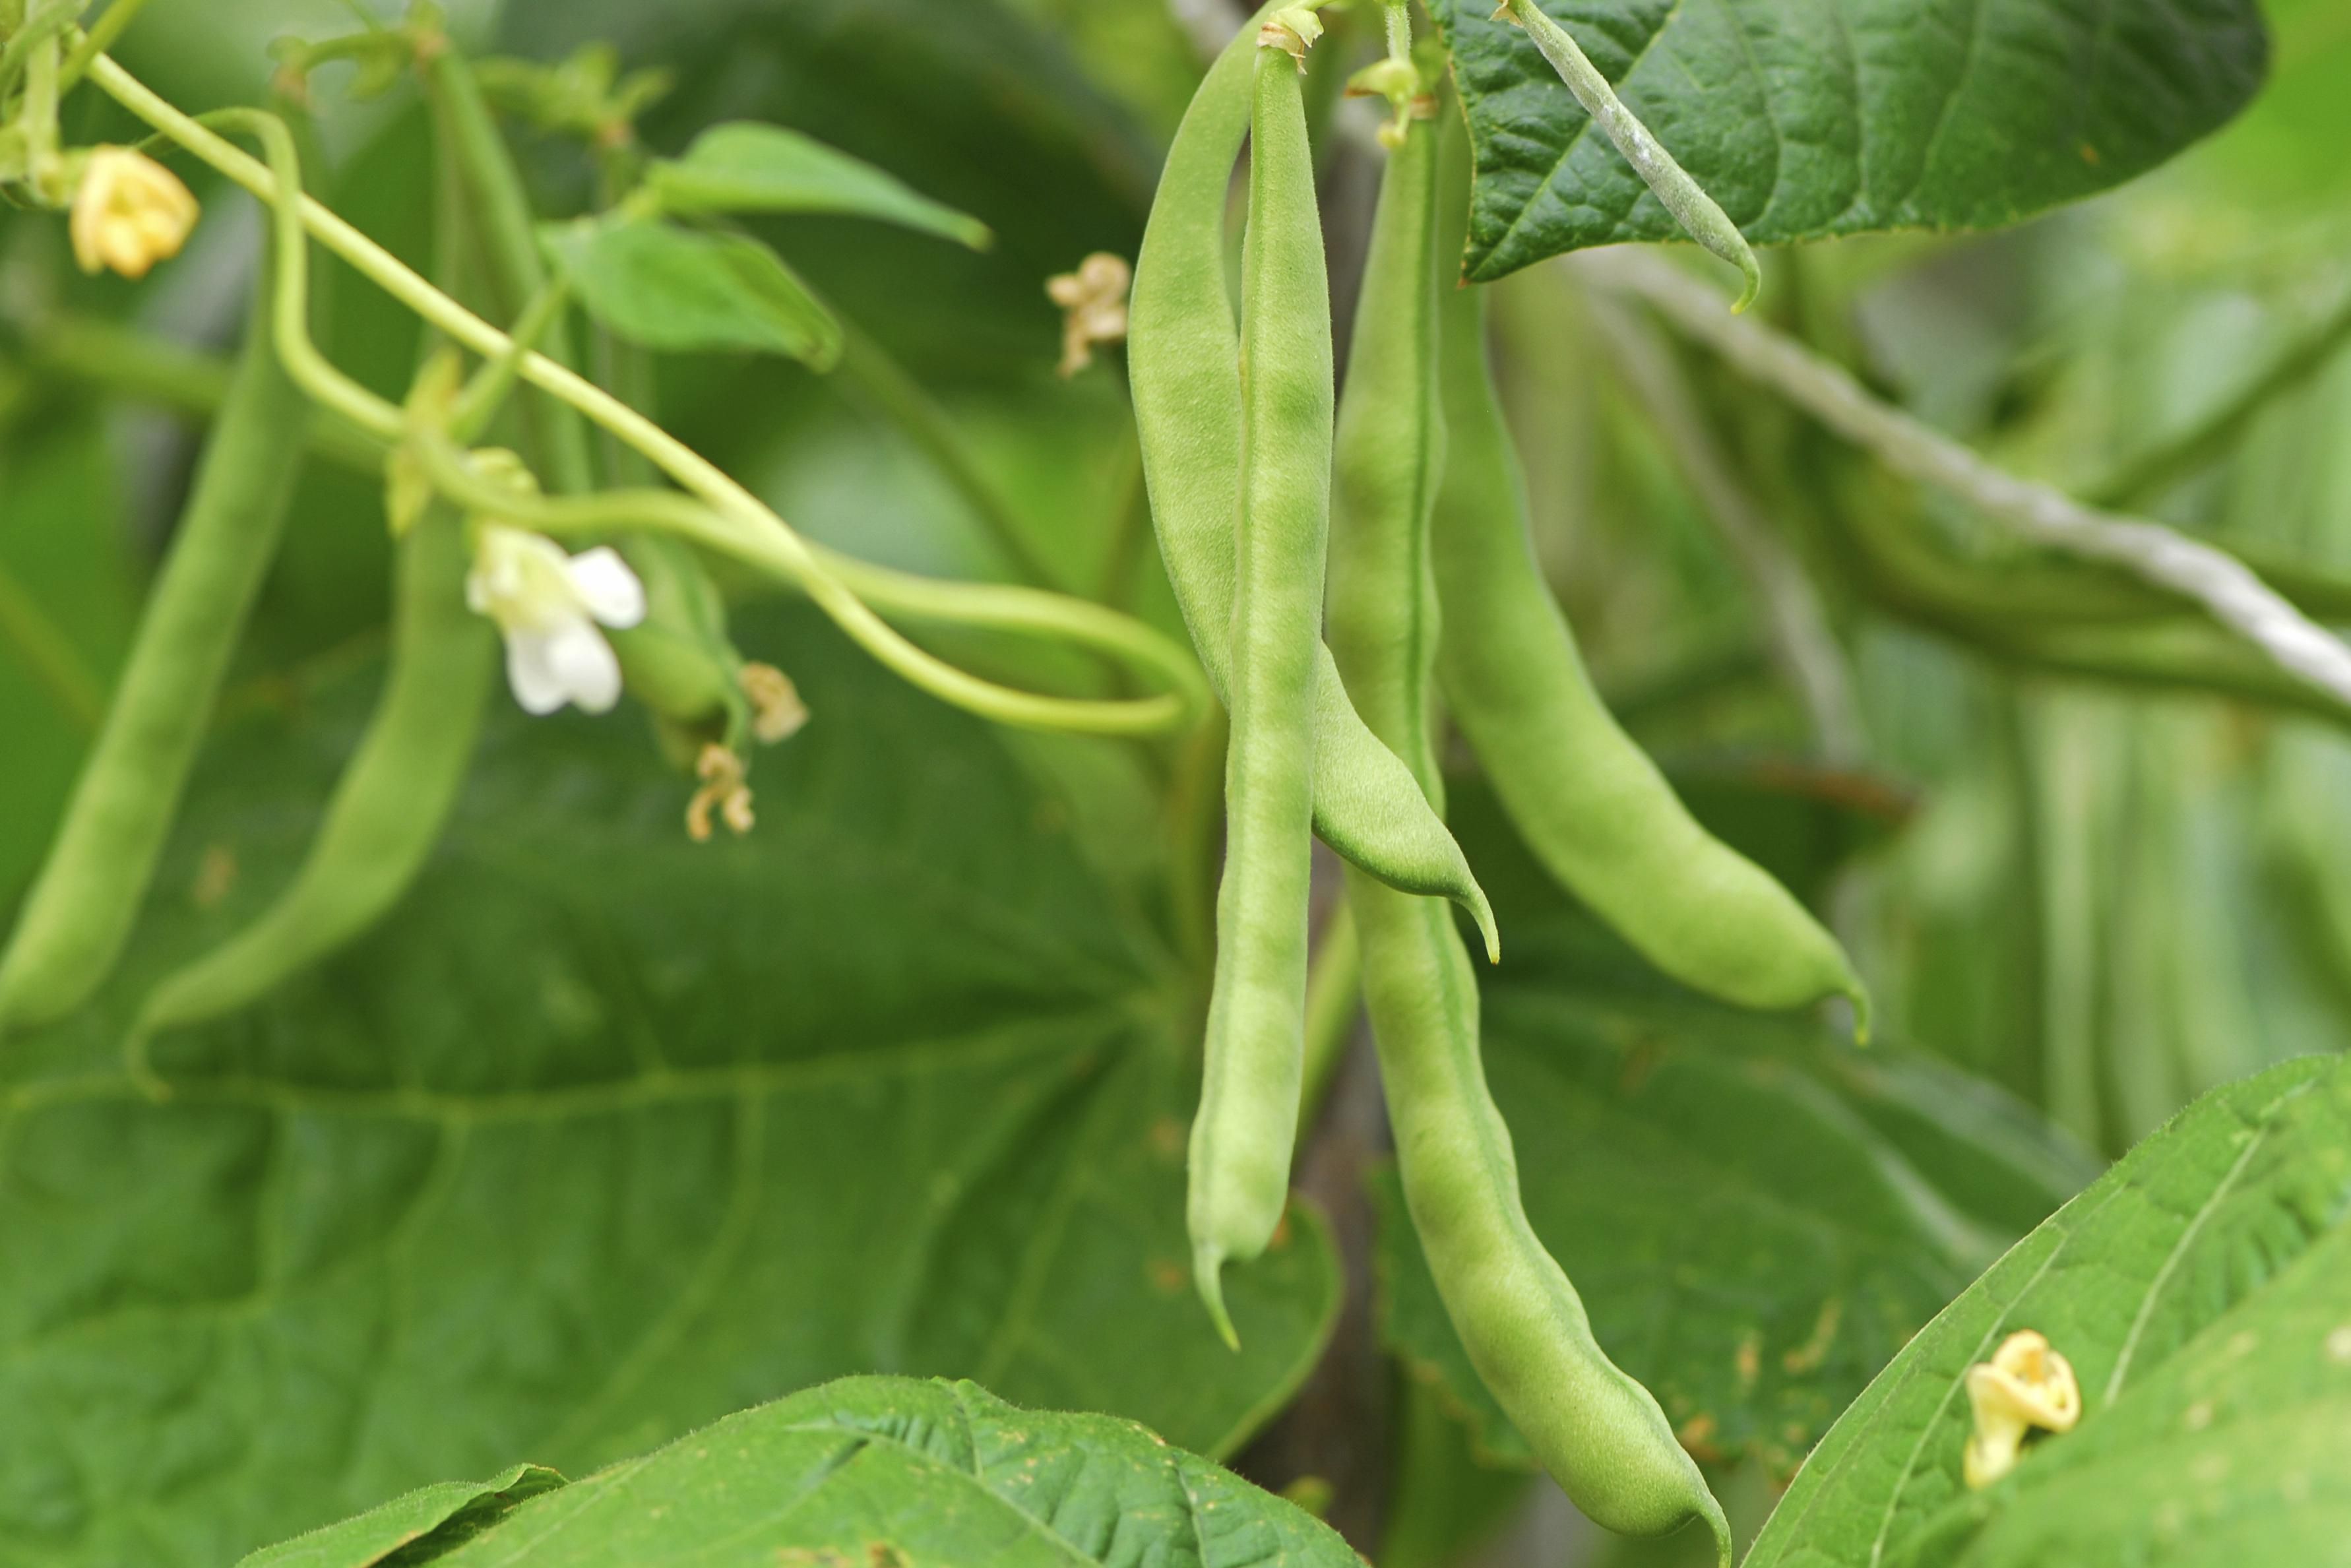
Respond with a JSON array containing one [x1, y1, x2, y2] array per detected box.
[[1499, 0, 1759, 310], [1587, 293, 1864, 760], [1586, 249, 2351, 713], [2084, 282, 2351, 511], [89, 51, 1198, 738]]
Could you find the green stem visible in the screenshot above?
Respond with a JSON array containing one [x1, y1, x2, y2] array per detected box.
[[92, 57, 1191, 737], [57, 0, 151, 89], [421, 36, 598, 495], [405, 427, 1207, 734], [1295, 902, 1362, 1142], [833, 320, 1061, 591], [0, 558, 104, 730], [1500, 0, 1759, 310], [2085, 284, 2351, 511]]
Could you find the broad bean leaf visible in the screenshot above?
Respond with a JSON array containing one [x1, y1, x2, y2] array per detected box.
[[1431, 0, 2271, 281], [1746, 1053, 2351, 1568], [1373, 782, 2098, 1476], [540, 218, 844, 367], [235, 1465, 563, 1568], [237, 1376, 1364, 1567], [649, 123, 993, 251], [0, 608, 1339, 1568]]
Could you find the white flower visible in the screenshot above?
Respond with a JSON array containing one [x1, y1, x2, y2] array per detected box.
[[465, 526, 646, 716]]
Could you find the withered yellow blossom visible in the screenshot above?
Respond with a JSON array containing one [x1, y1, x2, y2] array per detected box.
[[71, 147, 199, 280], [1046, 253, 1133, 379], [1963, 1329, 2081, 1489]]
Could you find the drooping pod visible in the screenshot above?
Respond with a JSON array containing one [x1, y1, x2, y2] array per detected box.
[[1128, 0, 1497, 960], [1334, 102, 1732, 1567], [1429, 170, 1866, 1031], [0, 263, 307, 1037], [1186, 33, 1332, 1345], [133, 502, 497, 1039]]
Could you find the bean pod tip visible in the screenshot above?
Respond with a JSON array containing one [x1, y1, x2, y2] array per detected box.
[[1193, 1243, 1242, 1352]]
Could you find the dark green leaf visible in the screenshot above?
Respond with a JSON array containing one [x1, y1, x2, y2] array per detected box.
[[650, 122, 993, 251], [1746, 1054, 2351, 1568], [1431, 0, 2270, 281], [240, 1377, 1362, 1567], [540, 218, 844, 367], [234, 1466, 563, 1568], [0, 607, 1338, 1566]]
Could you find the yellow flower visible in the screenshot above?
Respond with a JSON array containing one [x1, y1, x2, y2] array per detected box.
[[70, 147, 200, 280], [1962, 1329, 2082, 1489]]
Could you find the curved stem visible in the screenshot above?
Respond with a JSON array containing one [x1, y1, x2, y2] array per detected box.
[[1588, 248, 2351, 715], [406, 429, 1205, 735], [94, 56, 1195, 738]]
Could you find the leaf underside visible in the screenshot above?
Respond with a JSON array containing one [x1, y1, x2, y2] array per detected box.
[[1431, 0, 2270, 282]]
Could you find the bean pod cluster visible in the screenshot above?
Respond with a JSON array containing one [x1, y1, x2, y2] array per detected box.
[[1131, 7, 1870, 1561]]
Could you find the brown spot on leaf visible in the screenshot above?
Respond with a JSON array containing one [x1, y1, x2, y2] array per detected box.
[[1677, 1413, 1723, 1464], [1783, 1298, 1844, 1375]]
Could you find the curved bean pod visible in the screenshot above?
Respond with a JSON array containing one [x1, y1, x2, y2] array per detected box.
[[1187, 42, 1331, 1346], [1336, 108, 1732, 1567], [1129, 1, 1497, 959], [134, 505, 495, 1038], [1431, 210, 1866, 1030], [0, 272, 307, 1036]]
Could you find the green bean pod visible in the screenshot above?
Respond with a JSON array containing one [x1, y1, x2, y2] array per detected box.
[[1334, 108, 1731, 1567], [1431, 221, 1866, 1028], [0, 278, 307, 1036], [1129, 1, 1497, 960], [1187, 44, 1331, 1345], [133, 505, 495, 1038]]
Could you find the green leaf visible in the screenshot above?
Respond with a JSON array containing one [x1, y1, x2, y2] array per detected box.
[[234, 1466, 564, 1568], [237, 1376, 1362, 1567], [540, 218, 844, 367], [1431, 0, 2271, 281], [0, 607, 1338, 1566], [1371, 782, 2098, 1476], [649, 122, 993, 251], [1746, 1054, 2351, 1568]]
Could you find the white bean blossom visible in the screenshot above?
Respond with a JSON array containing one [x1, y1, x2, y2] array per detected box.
[[465, 526, 646, 716]]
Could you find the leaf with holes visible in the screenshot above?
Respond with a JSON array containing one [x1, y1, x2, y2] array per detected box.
[[1431, 0, 2270, 281], [541, 217, 844, 367], [648, 122, 993, 251], [234, 1377, 1362, 1567], [1746, 1054, 2351, 1568], [0, 606, 1338, 1568]]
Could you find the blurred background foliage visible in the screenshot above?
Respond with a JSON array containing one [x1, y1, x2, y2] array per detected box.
[[3, 0, 2350, 1564]]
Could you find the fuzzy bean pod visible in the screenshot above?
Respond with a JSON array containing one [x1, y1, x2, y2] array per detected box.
[[0, 271, 307, 1036], [1187, 42, 1331, 1345], [1431, 209, 1866, 1030], [1336, 106, 1732, 1567], [1129, 1, 1497, 960], [133, 505, 496, 1037]]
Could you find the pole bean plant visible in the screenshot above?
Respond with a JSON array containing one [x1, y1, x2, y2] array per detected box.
[[0, 0, 2346, 1564]]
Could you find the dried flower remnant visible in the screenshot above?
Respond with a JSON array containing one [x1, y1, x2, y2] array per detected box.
[[1047, 253, 1133, 378], [687, 743, 756, 842], [739, 662, 809, 744], [1259, 6, 1326, 68], [1963, 1330, 2082, 1489], [71, 147, 199, 279]]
